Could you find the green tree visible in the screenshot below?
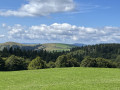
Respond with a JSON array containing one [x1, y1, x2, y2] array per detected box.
[[5, 55, 26, 71], [80, 56, 97, 67], [80, 56, 116, 68], [67, 58, 80, 67], [47, 61, 55, 68], [96, 58, 116, 68], [28, 56, 46, 70], [55, 55, 68, 68], [115, 55, 120, 62], [116, 62, 120, 68], [23, 59, 31, 69], [0, 57, 5, 71]]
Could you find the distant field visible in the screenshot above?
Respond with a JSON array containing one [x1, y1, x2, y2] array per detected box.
[[0, 42, 76, 51], [42, 43, 75, 51], [0, 67, 120, 90]]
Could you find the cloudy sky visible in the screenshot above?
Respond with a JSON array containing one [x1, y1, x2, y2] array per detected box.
[[0, 0, 120, 44]]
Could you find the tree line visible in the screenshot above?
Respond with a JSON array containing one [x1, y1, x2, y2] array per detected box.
[[0, 43, 120, 71]]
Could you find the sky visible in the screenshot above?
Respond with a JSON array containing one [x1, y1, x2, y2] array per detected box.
[[0, 0, 120, 44]]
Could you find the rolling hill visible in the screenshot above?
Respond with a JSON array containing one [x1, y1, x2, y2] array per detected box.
[[0, 42, 77, 51], [73, 43, 85, 47]]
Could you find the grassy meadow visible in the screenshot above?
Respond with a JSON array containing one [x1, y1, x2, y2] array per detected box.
[[42, 43, 75, 51], [0, 42, 76, 51], [0, 67, 120, 90]]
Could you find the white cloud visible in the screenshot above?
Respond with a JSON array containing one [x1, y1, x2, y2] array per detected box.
[[3, 23, 120, 44], [0, 0, 75, 17], [72, 36, 78, 41], [0, 35, 5, 38], [2, 23, 6, 27]]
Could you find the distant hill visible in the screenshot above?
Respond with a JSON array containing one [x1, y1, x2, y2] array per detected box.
[[0, 42, 77, 51], [0, 42, 41, 51], [73, 43, 85, 47], [42, 43, 76, 51]]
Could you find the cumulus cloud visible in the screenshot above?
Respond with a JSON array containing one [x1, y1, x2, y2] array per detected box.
[[3, 23, 120, 44], [0, 35, 5, 38], [2, 23, 6, 27], [0, 0, 75, 17]]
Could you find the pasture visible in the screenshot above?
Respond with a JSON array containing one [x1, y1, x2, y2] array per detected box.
[[0, 67, 120, 90]]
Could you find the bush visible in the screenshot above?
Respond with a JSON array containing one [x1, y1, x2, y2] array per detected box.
[[67, 58, 80, 67], [47, 61, 55, 68], [28, 56, 46, 70], [80, 56, 117, 68], [5, 55, 26, 71], [0, 57, 5, 71], [116, 62, 120, 68], [23, 59, 31, 70], [80, 56, 97, 67], [55, 55, 68, 68], [115, 55, 120, 62], [55, 55, 80, 68], [96, 58, 116, 68]]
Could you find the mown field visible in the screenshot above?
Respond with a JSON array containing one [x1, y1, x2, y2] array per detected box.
[[42, 43, 75, 51], [0, 42, 76, 51], [0, 67, 120, 90]]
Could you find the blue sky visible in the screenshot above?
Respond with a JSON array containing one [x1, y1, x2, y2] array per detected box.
[[0, 0, 120, 44]]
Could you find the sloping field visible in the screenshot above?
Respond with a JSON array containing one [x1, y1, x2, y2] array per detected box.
[[42, 43, 75, 51], [0, 42, 76, 51], [0, 67, 120, 90]]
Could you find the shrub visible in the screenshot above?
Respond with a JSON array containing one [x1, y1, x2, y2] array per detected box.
[[80, 56, 97, 67], [116, 62, 120, 68], [0, 57, 5, 71], [47, 61, 55, 68], [80, 56, 117, 68], [28, 56, 46, 70], [115, 55, 120, 62], [23, 59, 31, 70], [56, 55, 80, 68], [67, 58, 80, 67], [55, 55, 68, 68], [5, 55, 26, 71], [96, 58, 116, 68]]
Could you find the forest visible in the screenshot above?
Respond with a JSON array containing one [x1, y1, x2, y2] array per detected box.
[[0, 43, 120, 71]]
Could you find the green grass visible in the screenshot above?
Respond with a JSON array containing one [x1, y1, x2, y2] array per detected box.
[[42, 43, 75, 51], [0, 42, 76, 51], [0, 67, 120, 90]]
